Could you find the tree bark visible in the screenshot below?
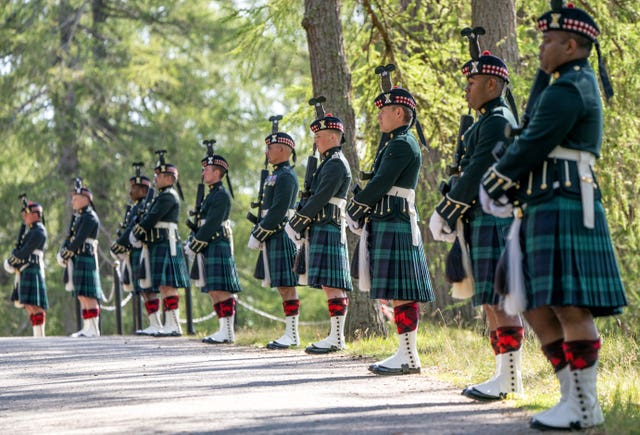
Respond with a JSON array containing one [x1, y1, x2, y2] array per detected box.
[[471, 0, 518, 67], [303, 0, 387, 339]]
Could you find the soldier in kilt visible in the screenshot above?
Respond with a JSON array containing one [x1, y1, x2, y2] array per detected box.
[[248, 130, 300, 349], [57, 184, 104, 338], [429, 51, 525, 400], [4, 200, 48, 337], [130, 157, 190, 337], [346, 87, 434, 375], [110, 171, 160, 335], [481, 4, 627, 430], [186, 153, 241, 344], [285, 111, 352, 354]]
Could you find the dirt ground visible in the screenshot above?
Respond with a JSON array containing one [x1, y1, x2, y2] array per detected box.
[[0, 336, 560, 434]]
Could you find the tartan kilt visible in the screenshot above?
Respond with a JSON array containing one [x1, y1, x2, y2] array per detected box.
[[148, 241, 190, 289], [18, 265, 48, 309], [198, 238, 242, 293], [264, 230, 298, 287], [469, 212, 512, 306], [307, 223, 352, 291], [368, 218, 434, 302], [71, 254, 105, 301], [130, 248, 156, 294], [520, 196, 627, 317]]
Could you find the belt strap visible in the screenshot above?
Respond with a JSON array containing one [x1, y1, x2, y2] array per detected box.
[[548, 146, 596, 229], [386, 186, 420, 246], [154, 222, 178, 255], [329, 197, 347, 244]]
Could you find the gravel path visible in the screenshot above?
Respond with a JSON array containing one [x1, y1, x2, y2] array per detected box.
[[0, 336, 557, 434]]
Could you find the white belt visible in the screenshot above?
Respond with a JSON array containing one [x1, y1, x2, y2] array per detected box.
[[329, 197, 347, 244], [386, 186, 420, 246], [261, 208, 296, 219], [548, 146, 597, 229], [154, 222, 178, 255]]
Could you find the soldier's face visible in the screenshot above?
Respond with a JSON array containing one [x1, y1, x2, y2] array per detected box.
[[129, 184, 147, 201], [202, 164, 221, 185], [377, 105, 403, 133], [539, 31, 570, 74], [266, 143, 289, 165], [314, 130, 339, 154], [71, 194, 89, 210], [465, 75, 492, 110]]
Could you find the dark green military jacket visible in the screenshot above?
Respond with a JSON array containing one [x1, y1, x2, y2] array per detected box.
[[64, 206, 100, 256], [436, 97, 516, 227], [191, 181, 231, 252], [252, 160, 299, 242], [484, 59, 603, 204], [289, 146, 351, 233], [8, 222, 47, 267], [134, 186, 181, 243], [348, 125, 421, 221], [115, 200, 144, 249]]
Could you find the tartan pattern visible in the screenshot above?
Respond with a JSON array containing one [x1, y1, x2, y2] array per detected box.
[[308, 224, 352, 291], [71, 255, 105, 300], [218, 297, 236, 317], [563, 339, 601, 370], [394, 302, 419, 333], [327, 297, 348, 316], [368, 219, 434, 302], [148, 242, 190, 289], [198, 239, 242, 293], [520, 197, 627, 316], [469, 213, 512, 306], [144, 299, 160, 314], [489, 330, 500, 355], [496, 326, 524, 353], [17, 265, 48, 309], [542, 338, 568, 372], [163, 295, 179, 311], [130, 248, 154, 294], [283, 299, 300, 316], [265, 231, 298, 287]]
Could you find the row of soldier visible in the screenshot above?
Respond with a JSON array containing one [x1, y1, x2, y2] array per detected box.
[[3, 3, 628, 431]]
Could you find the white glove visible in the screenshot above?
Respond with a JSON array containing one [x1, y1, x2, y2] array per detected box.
[[479, 186, 513, 218], [129, 231, 142, 248], [284, 223, 303, 248], [56, 251, 67, 268], [429, 211, 456, 243], [247, 234, 262, 250], [3, 259, 16, 274], [346, 214, 363, 236], [184, 243, 195, 260]]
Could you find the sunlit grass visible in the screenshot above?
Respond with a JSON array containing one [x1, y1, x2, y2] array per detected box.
[[230, 319, 639, 432]]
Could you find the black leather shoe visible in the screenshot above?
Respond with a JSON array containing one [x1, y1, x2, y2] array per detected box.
[[462, 387, 504, 401], [305, 344, 339, 354], [266, 341, 290, 350], [368, 363, 421, 376], [202, 336, 231, 344]]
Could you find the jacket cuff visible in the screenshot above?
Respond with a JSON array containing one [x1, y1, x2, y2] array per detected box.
[[190, 238, 208, 253], [482, 164, 518, 199], [346, 199, 371, 221], [289, 212, 312, 234], [251, 224, 274, 243], [435, 195, 472, 228]]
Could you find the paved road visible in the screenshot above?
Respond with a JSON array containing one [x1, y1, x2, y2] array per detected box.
[[0, 336, 553, 434]]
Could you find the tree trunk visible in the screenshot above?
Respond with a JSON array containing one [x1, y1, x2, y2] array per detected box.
[[302, 0, 387, 339], [471, 0, 518, 66], [55, 0, 83, 334]]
